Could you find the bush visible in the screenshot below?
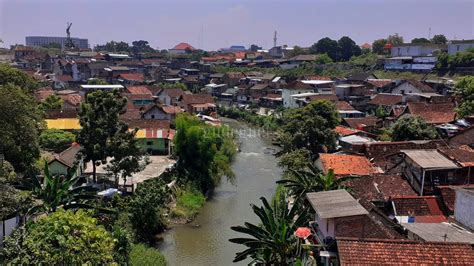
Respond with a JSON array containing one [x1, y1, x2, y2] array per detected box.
[[171, 187, 205, 219], [2, 209, 116, 264], [39, 129, 75, 152], [130, 244, 166, 266], [129, 178, 169, 243]]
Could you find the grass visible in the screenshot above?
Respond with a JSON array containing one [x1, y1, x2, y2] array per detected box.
[[129, 244, 166, 266], [171, 188, 206, 220]]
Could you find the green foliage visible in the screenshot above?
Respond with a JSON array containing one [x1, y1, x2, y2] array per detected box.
[[0, 160, 18, 184], [279, 100, 339, 157], [0, 184, 33, 219], [77, 89, 138, 182], [387, 33, 404, 45], [217, 106, 281, 131], [0, 83, 43, 171], [375, 105, 388, 118], [39, 129, 75, 152], [436, 49, 474, 69], [40, 94, 63, 110], [277, 163, 356, 206], [431, 34, 448, 44], [453, 76, 474, 118], [391, 115, 439, 141], [314, 53, 333, 64], [171, 186, 206, 219], [287, 46, 306, 58], [348, 52, 379, 68], [129, 244, 167, 266], [174, 114, 236, 192], [157, 82, 187, 90], [411, 37, 430, 44], [26, 162, 99, 214], [95, 40, 130, 53], [229, 196, 311, 264], [2, 209, 115, 264], [131, 40, 155, 55], [129, 178, 169, 243], [310, 37, 340, 61], [338, 36, 362, 61], [0, 63, 38, 92], [112, 226, 132, 264], [277, 149, 311, 178], [87, 78, 108, 85], [372, 39, 388, 55]]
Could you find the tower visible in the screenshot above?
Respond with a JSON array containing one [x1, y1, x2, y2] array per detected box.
[[273, 30, 277, 47]]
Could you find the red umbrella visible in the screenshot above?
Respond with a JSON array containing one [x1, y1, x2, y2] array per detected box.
[[294, 227, 311, 239]]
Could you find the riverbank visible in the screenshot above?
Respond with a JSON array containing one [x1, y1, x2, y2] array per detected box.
[[217, 105, 282, 131], [158, 118, 282, 265]]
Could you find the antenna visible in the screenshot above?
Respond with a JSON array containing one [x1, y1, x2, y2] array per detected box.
[[274, 30, 277, 47], [428, 26, 431, 39]]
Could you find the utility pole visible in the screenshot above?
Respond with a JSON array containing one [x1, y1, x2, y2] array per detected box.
[[428, 26, 431, 39]]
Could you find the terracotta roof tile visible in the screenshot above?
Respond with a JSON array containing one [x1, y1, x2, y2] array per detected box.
[[366, 79, 393, 88], [406, 79, 435, 93], [59, 94, 82, 106], [336, 101, 355, 111], [343, 116, 379, 129], [118, 73, 145, 82], [369, 93, 403, 106], [392, 196, 445, 217], [56, 74, 73, 82], [438, 145, 474, 167], [318, 153, 383, 176], [407, 102, 456, 124], [127, 86, 152, 95], [123, 119, 170, 130], [337, 238, 474, 265], [334, 126, 360, 136], [45, 108, 78, 119], [180, 94, 215, 105], [437, 186, 456, 214], [284, 80, 313, 90], [172, 42, 195, 50]]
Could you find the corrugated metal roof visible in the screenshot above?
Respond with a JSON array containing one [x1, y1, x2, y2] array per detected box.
[[403, 223, 474, 244], [401, 149, 459, 169], [306, 189, 368, 219]]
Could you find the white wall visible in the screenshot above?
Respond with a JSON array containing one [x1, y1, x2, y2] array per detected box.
[[392, 82, 422, 95], [282, 89, 313, 108], [454, 189, 474, 230], [448, 43, 474, 55]]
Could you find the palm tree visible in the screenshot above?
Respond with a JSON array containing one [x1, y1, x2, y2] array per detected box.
[[25, 162, 100, 214], [229, 196, 311, 265], [277, 163, 357, 205]]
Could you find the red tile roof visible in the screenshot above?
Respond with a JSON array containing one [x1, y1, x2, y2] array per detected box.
[[59, 94, 82, 107], [284, 80, 313, 90], [336, 101, 356, 111], [123, 119, 170, 130], [56, 74, 73, 82], [318, 153, 383, 176], [35, 87, 54, 102], [405, 79, 435, 93], [172, 42, 195, 50], [407, 102, 456, 124], [162, 105, 183, 114], [343, 116, 379, 129], [369, 93, 403, 106], [127, 86, 152, 95], [118, 73, 145, 82], [334, 125, 360, 136], [157, 88, 186, 98], [180, 94, 215, 105], [392, 196, 445, 217], [360, 43, 372, 49], [366, 79, 392, 88], [337, 238, 474, 265], [438, 186, 456, 214], [307, 94, 338, 102], [438, 145, 474, 167]]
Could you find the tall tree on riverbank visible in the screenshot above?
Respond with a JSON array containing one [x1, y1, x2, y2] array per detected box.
[[453, 76, 474, 118], [229, 196, 311, 264], [77, 89, 137, 183]]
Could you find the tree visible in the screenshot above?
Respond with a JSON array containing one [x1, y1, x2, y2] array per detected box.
[[411, 37, 430, 44], [95, 41, 130, 53], [314, 53, 333, 64], [40, 94, 63, 110], [310, 37, 340, 61], [277, 164, 355, 205], [0, 83, 43, 171], [372, 39, 388, 55], [338, 36, 361, 61], [0, 63, 38, 92], [391, 115, 439, 141], [129, 178, 169, 243], [39, 129, 75, 152], [129, 244, 167, 266], [431, 34, 448, 44], [229, 196, 311, 264], [279, 100, 339, 158], [287, 46, 305, 58], [25, 162, 98, 214], [105, 126, 149, 187], [2, 209, 116, 264], [131, 40, 155, 55], [453, 76, 474, 118], [77, 89, 130, 182], [387, 33, 404, 45], [87, 78, 108, 85]]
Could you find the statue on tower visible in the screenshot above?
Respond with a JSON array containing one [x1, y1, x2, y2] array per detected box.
[[65, 22, 75, 50]]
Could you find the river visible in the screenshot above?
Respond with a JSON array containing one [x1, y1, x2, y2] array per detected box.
[[158, 118, 282, 265]]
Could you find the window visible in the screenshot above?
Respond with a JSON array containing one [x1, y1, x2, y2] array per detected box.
[[457, 45, 460, 52], [151, 115, 155, 119]]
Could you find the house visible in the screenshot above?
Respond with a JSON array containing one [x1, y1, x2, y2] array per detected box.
[[125, 119, 172, 155], [401, 149, 461, 195], [391, 43, 446, 57], [117, 73, 145, 85], [336, 238, 474, 265], [338, 134, 374, 153], [404, 102, 456, 124], [48, 143, 83, 177], [204, 83, 228, 97], [342, 116, 379, 131], [449, 126, 474, 148], [403, 223, 474, 243], [391, 80, 435, 95], [222, 72, 245, 87], [141, 104, 183, 123], [282, 81, 314, 108], [155, 88, 186, 105], [315, 153, 383, 177], [169, 42, 195, 55], [45, 109, 81, 131], [448, 39, 474, 55], [391, 196, 447, 223], [307, 189, 396, 241], [367, 93, 403, 114], [336, 101, 364, 118], [454, 187, 474, 230], [178, 94, 216, 114], [366, 79, 394, 92], [57, 90, 82, 108], [126, 86, 152, 95]]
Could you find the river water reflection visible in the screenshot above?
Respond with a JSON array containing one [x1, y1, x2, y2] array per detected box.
[[158, 119, 281, 265]]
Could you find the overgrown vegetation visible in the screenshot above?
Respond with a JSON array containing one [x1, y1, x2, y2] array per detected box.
[[171, 186, 206, 220], [39, 129, 75, 152], [130, 244, 167, 266], [217, 106, 282, 130]]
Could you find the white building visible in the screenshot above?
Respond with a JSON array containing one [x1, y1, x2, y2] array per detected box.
[[391, 44, 446, 57], [454, 187, 474, 231], [26, 36, 89, 49], [448, 40, 474, 55]]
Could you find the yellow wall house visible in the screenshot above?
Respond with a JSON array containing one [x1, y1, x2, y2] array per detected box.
[[46, 118, 81, 130]]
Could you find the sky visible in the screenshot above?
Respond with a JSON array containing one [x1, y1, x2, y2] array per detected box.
[[0, 0, 473, 50]]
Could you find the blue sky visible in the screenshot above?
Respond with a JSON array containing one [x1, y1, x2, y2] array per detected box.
[[1, 0, 473, 50]]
